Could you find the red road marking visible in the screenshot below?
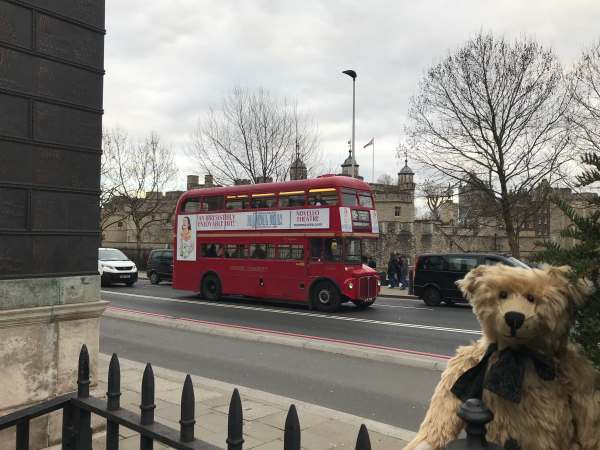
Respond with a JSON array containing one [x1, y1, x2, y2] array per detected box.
[[107, 305, 452, 360]]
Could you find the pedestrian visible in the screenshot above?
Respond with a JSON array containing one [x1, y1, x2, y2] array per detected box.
[[367, 256, 377, 270], [387, 253, 398, 288], [400, 255, 409, 289]]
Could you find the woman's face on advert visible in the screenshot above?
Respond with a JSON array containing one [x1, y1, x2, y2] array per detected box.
[[182, 217, 190, 231]]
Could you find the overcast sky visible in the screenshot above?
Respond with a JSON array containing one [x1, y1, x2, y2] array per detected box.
[[103, 0, 600, 190]]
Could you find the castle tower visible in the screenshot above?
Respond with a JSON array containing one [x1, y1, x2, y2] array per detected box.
[[341, 144, 359, 178], [290, 157, 308, 180], [398, 155, 415, 202]]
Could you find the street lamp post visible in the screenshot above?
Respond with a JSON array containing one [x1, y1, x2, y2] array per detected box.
[[342, 70, 357, 177]]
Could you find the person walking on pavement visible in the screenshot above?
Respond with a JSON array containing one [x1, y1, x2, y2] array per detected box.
[[399, 255, 409, 289], [387, 253, 399, 288]]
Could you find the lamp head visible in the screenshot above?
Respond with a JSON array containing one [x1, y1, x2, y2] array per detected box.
[[342, 70, 357, 79]]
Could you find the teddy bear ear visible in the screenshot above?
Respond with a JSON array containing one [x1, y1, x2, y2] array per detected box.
[[542, 264, 595, 307], [457, 265, 489, 297]]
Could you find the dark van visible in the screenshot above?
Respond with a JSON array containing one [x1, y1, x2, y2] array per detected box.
[[413, 253, 529, 306], [147, 249, 173, 284]]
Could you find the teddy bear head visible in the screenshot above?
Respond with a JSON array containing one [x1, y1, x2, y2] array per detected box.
[[457, 264, 593, 354]]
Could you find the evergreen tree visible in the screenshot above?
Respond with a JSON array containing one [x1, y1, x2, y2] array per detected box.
[[534, 152, 600, 367]]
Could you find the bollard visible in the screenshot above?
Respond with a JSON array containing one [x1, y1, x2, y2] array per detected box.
[[445, 399, 504, 450]]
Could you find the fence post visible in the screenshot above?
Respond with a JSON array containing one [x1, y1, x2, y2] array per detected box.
[[283, 404, 300, 450], [140, 363, 156, 450], [61, 403, 76, 450], [76, 345, 92, 450], [180, 375, 195, 442], [226, 388, 244, 450], [16, 420, 29, 450], [106, 353, 121, 450], [444, 399, 504, 450], [355, 424, 371, 450]]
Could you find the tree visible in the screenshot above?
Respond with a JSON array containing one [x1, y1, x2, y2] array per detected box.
[[407, 32, 573, 258], [101, 128, 178, 263], [534, 153, 600, 367], [190, 87, 320, 184], [421, 179, 453, 221], [376, 173, 395, 185]]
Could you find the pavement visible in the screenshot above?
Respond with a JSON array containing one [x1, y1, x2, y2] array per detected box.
[[90, 353, 415, 449]]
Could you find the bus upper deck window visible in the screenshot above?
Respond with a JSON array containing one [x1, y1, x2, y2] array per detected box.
[[342, 190, 358, 206], [181, 198, 202, 213], [358, 193, 373, 208], [308, 188, 338, 206], [279, 191, 305, 208], [251, 194, 276, 209], [205, 196, 224, 211], [226, 195, 249, 210]]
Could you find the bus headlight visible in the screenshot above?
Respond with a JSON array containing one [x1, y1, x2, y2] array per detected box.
[[376, 279, 381, 286], [348, 282, 354, 290]]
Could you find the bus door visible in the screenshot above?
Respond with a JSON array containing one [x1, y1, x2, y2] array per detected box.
[[272, 243, 307, 301], [307, 238, 342, 279]]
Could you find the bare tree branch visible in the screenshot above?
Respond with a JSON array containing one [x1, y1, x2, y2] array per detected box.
[[406, 32, 574, 257], [189, 87, 320, 184]]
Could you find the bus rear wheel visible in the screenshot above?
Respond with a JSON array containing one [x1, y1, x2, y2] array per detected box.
[[312, 281, 341, 313], [201, 274, 222, 301]]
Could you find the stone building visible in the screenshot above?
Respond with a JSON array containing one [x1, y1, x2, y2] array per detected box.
[[101, 153, 594, 270]]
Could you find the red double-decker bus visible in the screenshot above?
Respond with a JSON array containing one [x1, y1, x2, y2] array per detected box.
[[173, 175, 380, 312]]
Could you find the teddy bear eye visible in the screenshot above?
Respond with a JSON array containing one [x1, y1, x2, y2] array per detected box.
[[526, 294, 535, 303], [499, 291, 508, 299]]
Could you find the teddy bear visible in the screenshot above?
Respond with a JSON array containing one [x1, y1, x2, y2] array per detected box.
[[404, 264, 600, 450]]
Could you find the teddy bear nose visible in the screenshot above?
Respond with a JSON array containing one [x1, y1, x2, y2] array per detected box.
[[504, 311, 525, 331]]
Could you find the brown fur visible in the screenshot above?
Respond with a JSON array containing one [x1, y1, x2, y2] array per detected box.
[[404, 264, 600, 450]]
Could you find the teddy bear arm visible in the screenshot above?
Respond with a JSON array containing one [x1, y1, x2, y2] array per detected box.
[[565, 355, 600, 449], [403, 348, 480, 450]]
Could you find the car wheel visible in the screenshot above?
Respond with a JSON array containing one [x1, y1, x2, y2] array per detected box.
[[312, 281, 341, 312], [422, 287, 442, 306], [201, 274, 222, 301], [149, 272, 160, 285]]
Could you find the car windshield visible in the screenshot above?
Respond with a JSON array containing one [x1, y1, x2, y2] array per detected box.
[[99, 248, 129, 261], [508, 256, 530, 269]]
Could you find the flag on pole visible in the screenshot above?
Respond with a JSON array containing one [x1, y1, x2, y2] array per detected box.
[[363, 138, 374, 148]]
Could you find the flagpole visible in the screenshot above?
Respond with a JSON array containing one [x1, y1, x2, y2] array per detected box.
[[372, 138, 375, 183]]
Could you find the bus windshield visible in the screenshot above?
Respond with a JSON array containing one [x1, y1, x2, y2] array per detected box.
[[344, 238, 362, 264]]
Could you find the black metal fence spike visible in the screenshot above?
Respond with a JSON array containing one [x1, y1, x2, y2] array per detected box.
[[107, 353, 121, 411], [283, 404, 300, 450], [180, 374, 196, 442], [355, 424, 371, 450], [140, 363, 156, 426], [226, 388, 244, 450], [77, 344, 90, 399]]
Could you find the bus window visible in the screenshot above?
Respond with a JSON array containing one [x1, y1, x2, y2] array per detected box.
[[181, 198, 203, 213], [344, 238, 362, 264], [278, 244, 304, 260], [226, 195, 249, 210], [201, 243, 222, 257], [358, 193, 373, 208], [290, 244, 304, 260], [251, 194, 276, 209], [308, 189, 338, 206], [341, 190, 358, 206], [224, 244, 246, 258], [324, 238, 342, 261], [250, 244, 267, 259], [309, 239, 323, 260], [205, 196, 224, 211], [279, 191, 305, 207]]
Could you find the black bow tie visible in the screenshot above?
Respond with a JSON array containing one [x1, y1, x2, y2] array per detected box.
[[451, 343, 556, 403]]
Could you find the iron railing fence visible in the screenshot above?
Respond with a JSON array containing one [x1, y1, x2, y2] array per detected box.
[[0, 344, 502, 450]]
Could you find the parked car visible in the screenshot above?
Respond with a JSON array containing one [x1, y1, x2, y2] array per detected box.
[[146, 249, 173, 284], [98, 248, 138, 287], [412, 253, 529, 306]]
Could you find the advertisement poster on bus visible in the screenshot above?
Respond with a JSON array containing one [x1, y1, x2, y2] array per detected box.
[[370, 210, 379, 233], [339, 207, 353, 232], [194, 209, 329, 231], [177, 215, 196, 261]]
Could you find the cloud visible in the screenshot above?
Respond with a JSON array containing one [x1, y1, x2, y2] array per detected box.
[[103, 0, 600, 188]]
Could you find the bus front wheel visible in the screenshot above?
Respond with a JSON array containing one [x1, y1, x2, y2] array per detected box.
[[201, 274, 222, 301], [312, 281, 341, 313]]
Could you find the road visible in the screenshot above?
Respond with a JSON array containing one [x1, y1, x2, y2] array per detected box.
[[99, 281, 481, 430], [101, 280, 481, 357]]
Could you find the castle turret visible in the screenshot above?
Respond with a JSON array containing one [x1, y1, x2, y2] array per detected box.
[[290, 157, 307, 180], [341, 149, 359, 178], [398, 158, 415, 202]]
